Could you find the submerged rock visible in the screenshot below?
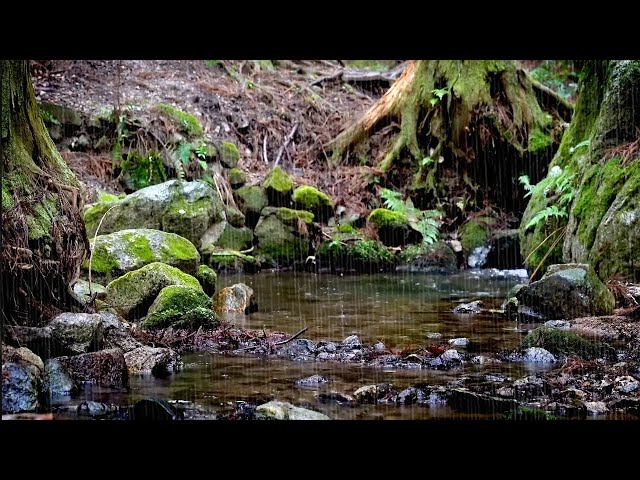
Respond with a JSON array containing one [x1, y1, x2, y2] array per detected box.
[[448, 388, 518, 414], [452, 300, 484, 314], [449, 338, 470, 347], [56, 348, 129, 391], [124, 346, 182, 377], [78, 401, 118, 419], [255, 400, 329, 420], [353, 384, 393, 404], [295, 374, 329, 386], [84, 229, 201, 283], [105, 262, 203, 320], [212, 283, 257, 314]]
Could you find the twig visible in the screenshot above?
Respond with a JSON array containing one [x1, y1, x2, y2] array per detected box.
[[274, 123, 299, 167], [239, 246, 254, 254], [274, 327, 308, 346], [263, 134, 269, 164], [88, 204, 119, 296], [310, 70, 343, 87]]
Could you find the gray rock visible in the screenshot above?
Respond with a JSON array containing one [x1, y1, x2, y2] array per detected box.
[[255, 401, 329, 420], [283, 339, 317, 358], [448, 388, 518, 414], [77, 401, 118, 419], [342, 335, 362, 349], [43, 359, 78, 397], [373, 341, 386, 351], [521, 347, 556, 363], [395, 387, 427, 405], [471, 355, 501, 364], [514, 264, 614, 321], [295, 374, 329, 386], [583, 401, 609, 416], [614, 375, 639, 394], [424, 332, 443, 339], [49, 313, 104, 356], [316, 342, 337, 353], [439, 349, 462, 364], [448, 337, 470, 347], [317, 392, 354, 404], [73, 279, 106, 303], [544, 320, 571, 329], [496, 387, 515, 397], [124, 346, 181, 377], [2, 346, 44, 414], [56, 348, 129, 391], [353, 384, 393, 404], [452, 300, 483, 314]]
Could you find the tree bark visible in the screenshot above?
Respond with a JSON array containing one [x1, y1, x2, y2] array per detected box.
[[1, 60, 90, 328]]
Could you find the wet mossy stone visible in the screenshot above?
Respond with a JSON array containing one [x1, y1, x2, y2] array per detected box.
[[459, 217, 496, 255], [83, 229, 200, 284], [212, 283, 257, 315], [195, 265, 217, 296], [219, 141, 240, 169], [83, 180, 224, 250], [215, 224, 253, 252], [105, 262, 202, 320], [142, 285, 218, 330], [254, 207, 314, 267], [153, 104, 203, 137], [262, 166, 294, 207], [225, 206, 246, 228], [228, 168, 247, 188], [368, 208, 417, 247], [317, 238, 395, 273], [234, 185, 267, 229], [397, 242, 458, 274], [292, 185, 334, 223], [521, 327, 613, 360], [203, 250, 260, 274], [515, 263, 614, 321]]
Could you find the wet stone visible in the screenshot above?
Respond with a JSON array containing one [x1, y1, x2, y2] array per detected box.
[[583, 401, 608, 416], [342, 335, 362, 349], [544, 320, 571, 329], [448, 338, 470, 347], [614, 375, 639, 394], [353, 383, 393, 404], [395, 387, 428, 405], [295, 374, 329, 386], [77, 401, 118, 419], [496, 387, 514, 397], [131, 397, 184, 420], [452, 300, 483, 314], [317, 392, 355, 405], [424, 332, 443, 339], [373, 341, 386, 351]]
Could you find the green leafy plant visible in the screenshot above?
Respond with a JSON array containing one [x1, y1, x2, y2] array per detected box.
[[519, 166, 576, 231], [430, 87, 449, 106], [205, 60, 220, 68], [379, 188, 441, 246], [195, 141, 208, 160]]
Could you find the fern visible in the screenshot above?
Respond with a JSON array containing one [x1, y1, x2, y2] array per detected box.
[[525, 205, 568, 230], [378, 188, 441, 246], [519, 175, 534, 197], [177, 143, 191, 165]]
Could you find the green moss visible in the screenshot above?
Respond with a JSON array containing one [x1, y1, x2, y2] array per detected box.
[[98, 191, 124, 202], [219, 141, 240, 168], [521, 327, 604, 360], [459, 217, 495, 253], [275, 207, 314, 224], [2, 184, 14, 209], [263, 166, 294, 194], [528, 127, 553, 153], [235, 185, 267, 213], [161, 196, 211, 242], [83, 202, 114, 234], [292, 185, 332, 208], [142, 285, 216, 329], [154, 103, 203, 137], [351, 239, 394, 265], [225, 206, 245, 227], [368, 208, 408, 229], [196, 264, 217, 295], [216, 224, 253, 251], [228, 168, 247, 187], [254, 214, 308, 261], [26, 193, 58, 240], [337, 224, 356, 234], [572, 158, 625, 250]]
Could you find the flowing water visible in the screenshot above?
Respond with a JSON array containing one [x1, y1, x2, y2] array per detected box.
[[52, 269, 565, 420]]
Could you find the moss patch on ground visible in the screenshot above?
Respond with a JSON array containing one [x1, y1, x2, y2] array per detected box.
[[154, 104, 203, 137]]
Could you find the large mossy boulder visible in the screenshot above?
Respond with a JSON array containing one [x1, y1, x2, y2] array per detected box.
[[368, 208, 418, 247], [234, 185, 267, 229], [227, 168, 247, 189], [292, 185, 333, 222], [317, 238, 395, 273], [83, 229, 200, 284], [254, 207, 314, 267], [195, 264, 217, 296], [397, 242, 458, 274], [202, 249, 261, 273], [521, 326, 612, 360], [142, 285, 218, 330], [219, 141, 240, 169], [83, 180, 225, 249], [105, 262, 203, 320], [514, 263, 614, 321], [262, 166, 294, 207], [212, 283, 257, 314]]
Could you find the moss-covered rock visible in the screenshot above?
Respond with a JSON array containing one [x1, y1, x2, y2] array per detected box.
[[227, 168, 247, 188], [39, 102, 83, 127], [254, 207, 314, 267], [83, 229, 200, 284], [105, 262, 202, 320], [368, 208, 417, 247], [459, 217, 496, 255], [317, 237, 395, 273], [255, 401, 330, 420], [195, 264, 217, 296], [234, 185, 267, 229], [142, 285, 218, 330], [292, 185, 334, 222], [521, 327, 611, 360], [153, 103, 203, 137], [225, 206, 246, 228], [515, 263, 614, 321], [212, 283, 257, 314], [215, 224, 253, 252], [219, 141, 240, 169], [262, 166, 294, 207], [397, 242, 458, 273], [83, 180, 225, 250], [203, 250, 260, 273], [73, 279, 107, 303]]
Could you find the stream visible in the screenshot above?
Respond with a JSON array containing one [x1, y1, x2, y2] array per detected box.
[[51, 269, 569, 420]]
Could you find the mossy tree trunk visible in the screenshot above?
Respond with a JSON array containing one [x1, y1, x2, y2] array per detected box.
[[521, 61, 640, 282], [327, 60, 571, 217], [1, 60, 90, 328]]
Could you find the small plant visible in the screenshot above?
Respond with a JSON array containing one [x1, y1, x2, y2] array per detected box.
[[40, 108, 60, 125], [519, 166, 576, 231], [430, 87, 449, 107], [379, 188, 441, 246], [205, 60, 220, 68], [195, 141, 208, 160]]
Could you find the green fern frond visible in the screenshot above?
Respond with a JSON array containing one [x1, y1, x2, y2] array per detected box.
[[525, 205, 567, 231]]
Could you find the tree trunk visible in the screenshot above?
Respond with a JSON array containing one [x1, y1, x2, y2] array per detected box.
[[521, 60, 640, 282], [1, 60, 90, 328], [326, 60, 569, 218]]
